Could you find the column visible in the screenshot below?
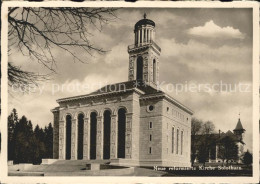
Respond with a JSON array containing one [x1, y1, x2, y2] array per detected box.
[[147, 29, 151, 43], [96, 116, 103, 159], [71, 119, 77, 160], [52, 111, 59, 159], [83, 117, 89, 160], [137, 29, 141, 45], [136, 30, 138, 45], [59, 120, 65, 159], [146, 29, 148, 43], [141, 28, 144, 44], [125, 113, 133, 159], [110, 114, 117, 159]]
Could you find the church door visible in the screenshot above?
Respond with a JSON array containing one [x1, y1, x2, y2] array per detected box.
[[117, 108, 126, 158], [90, 112, 97, 159], [103, 110, 111, 159], [65, 115, 72, 160]]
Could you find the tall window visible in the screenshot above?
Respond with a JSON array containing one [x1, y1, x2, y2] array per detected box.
[[181, 131, 184, 155], [136, 56, 143, 81], [149, 134, 152, 141], [149, 122, 153, 129], [153, 59, 156, 82], [149, 147, 152, 154], [176, 129, 179, 154], [172, 127, 174, 153]]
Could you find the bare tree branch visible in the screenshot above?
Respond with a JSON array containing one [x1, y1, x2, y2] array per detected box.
[[8, 7, 118, 89]]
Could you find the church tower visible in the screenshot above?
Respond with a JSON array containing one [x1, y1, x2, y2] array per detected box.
[[233, 116, 246, 141], [128, 13, 161, 87]]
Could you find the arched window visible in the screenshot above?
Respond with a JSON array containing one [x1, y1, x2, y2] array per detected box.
[[103, 110, 111, 159], [118, 108, 126, 158], [90, 112, 97, 159], [136, 56, 143, 81], [77, 114, 84, 160], [153, 59, 156, 82], [65, 115, 72, 160]]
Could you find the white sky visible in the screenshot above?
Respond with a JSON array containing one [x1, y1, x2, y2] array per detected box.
[[8, 8, 253, 151]]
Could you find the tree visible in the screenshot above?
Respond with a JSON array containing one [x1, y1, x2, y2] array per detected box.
[[201, 121, 215, 134], [8, 7, 118, 89], [8, 108, 19, 160], [44, 123, 53, 158], [242, 150, 252, 166], [191, 117, 203, 136], [191, 118, 216, 166], [13, 115, 34, 163], [218, 136, 238, 165], [191, 117, 203, 165]]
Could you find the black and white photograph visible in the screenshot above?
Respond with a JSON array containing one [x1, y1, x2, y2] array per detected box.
[[0, 1, 259, 183]]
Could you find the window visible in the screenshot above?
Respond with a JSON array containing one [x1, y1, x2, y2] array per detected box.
[[176, 129, 179, 154], [167, 107, 169, 112], [147, 105, 154, 112], [149, 134, 152, 141], [181, 131, 184, 155], [149, 122, 153, 129], [172, 127, 174, 153], [149, 147, 152, 154], [153, 59, 156, 82]]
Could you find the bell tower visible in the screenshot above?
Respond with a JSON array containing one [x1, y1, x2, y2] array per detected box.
[[233, 113, 246, 141], [128, 13, 161, 87]]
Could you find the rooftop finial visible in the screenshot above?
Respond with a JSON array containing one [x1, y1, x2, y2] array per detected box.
[[144, 12, 147, 19], [239, 111, 240, 119]]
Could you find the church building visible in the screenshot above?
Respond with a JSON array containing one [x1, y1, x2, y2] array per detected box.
[[51, 14, 193, 167]]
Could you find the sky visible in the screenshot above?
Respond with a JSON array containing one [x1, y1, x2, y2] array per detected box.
[[8, 8, 253, 151]]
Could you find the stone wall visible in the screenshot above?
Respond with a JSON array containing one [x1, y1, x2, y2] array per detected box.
[[161, 99, 192, 167], [139, 98, 163, 161]]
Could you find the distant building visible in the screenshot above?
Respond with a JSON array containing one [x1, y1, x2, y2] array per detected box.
[[192, 117, 245, 164], [51, 14, 193, 167]]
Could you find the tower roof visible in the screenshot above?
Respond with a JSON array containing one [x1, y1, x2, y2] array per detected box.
[[234, 118, 245, 131], [134, 14, 155, 31]]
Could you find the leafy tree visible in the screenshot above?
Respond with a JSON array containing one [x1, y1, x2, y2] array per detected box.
[[8, 7, 118, 90], [191, 117, 203, 136], [201, 121, 215, 134], [242, 150, 252, 166], [218, 136, 238, 165], [191, 117, 203, 165], [191, 118, 216, 166]]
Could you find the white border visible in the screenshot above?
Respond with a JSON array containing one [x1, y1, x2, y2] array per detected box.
[[1, 1, 259, 183]]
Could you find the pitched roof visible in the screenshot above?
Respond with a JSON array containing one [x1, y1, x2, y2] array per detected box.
[[233, 118, 245, 131], [56, 80, 193, 114]]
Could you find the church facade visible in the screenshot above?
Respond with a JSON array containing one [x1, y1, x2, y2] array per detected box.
[[51, 15, 193, 167]]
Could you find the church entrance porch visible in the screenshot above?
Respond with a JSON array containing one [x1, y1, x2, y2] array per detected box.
[[58, 106, 130, 161]]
